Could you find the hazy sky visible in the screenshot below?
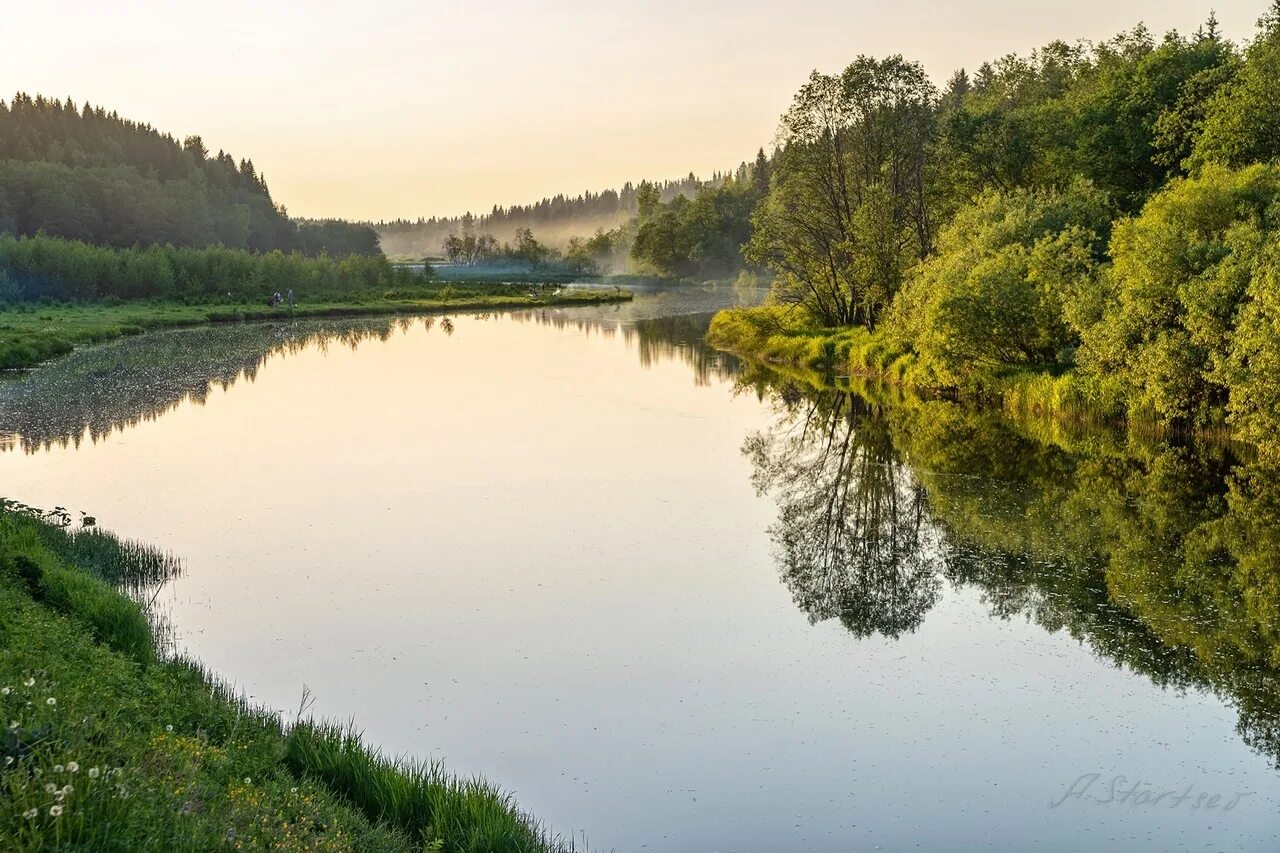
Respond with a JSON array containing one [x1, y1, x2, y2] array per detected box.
[[4, 1, 1265, 220]]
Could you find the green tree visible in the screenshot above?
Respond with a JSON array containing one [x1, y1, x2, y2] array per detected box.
[[1190, 7, 1280, 168], [1079, 163, 1280, 424], [747, 56, 937, 328], [1222, 236, 1280, 451], [890, 182, 1110, 387]]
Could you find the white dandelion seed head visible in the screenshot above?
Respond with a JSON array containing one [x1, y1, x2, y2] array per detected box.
[[165, 725, 173, 732], [87, 767, 99, 779], [46, 698, 56, 706], [49, 805, 63, 817], [23, 808, 37, 819], [4, 756, 12, 765], [44, 783, 56, 794], [67, 762, 78, 773], [23, 678, 34, 688], [1, 687, 10, 695], [53, 765, 63, 774], [243, 777, 251, 785]]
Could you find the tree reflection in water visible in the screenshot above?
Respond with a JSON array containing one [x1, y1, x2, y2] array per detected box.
[[0, 305, 742, 454], [742, 368, 1280, 767], [744, 384, 941, 638]]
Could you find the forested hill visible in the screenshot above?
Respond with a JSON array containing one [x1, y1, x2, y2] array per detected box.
[[373, 171, 727, 259], [0, 93, 379, 257]]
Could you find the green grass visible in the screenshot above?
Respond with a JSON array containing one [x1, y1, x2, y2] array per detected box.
[[706, 304, 917, 381], [0, 287, 631, 371], [0, 506, 573, 852], [285, 723, 563, 852]]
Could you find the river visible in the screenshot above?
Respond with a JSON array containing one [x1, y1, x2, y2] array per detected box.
[[1, 284, 1276, 851]]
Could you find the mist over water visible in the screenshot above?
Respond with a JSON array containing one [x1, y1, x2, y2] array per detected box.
[[0, 286, 1276, 852]]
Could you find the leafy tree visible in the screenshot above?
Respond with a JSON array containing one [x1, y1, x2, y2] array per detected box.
[[1222, 236, 1280, 450], [508, 228, 553, 267], [628, 165, 767, 279], [747, 57, 937, 328], [1068, 28, 1234, 205], [937, 26, 1234, 209], [1190, 7, 1280, 168]]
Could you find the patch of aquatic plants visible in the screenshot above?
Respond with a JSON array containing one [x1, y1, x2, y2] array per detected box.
[[0, 318, 450, 452]]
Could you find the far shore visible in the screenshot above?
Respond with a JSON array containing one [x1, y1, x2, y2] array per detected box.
[[0, 288, 633, 372]]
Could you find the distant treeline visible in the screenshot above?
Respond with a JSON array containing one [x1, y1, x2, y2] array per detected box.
[[627, 150, 772, 279], [0, 234, 418, 303], [0, 94, 379, 257], [391, 152, 776, 281], [373, 172, 728, 258]]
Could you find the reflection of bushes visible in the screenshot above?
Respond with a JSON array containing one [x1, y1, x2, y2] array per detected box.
[[748, 373, 1280, 765]]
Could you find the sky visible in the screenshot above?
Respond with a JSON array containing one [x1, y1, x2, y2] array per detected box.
[[2, 0, 1266, 221]]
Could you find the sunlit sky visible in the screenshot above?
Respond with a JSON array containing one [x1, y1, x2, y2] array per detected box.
[[4, 1, 1264, 220]]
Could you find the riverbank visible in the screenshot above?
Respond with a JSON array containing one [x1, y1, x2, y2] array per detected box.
[[0, 288, 632, 371], [0, 502, 566, 851], [708, 305, 1146, 432]]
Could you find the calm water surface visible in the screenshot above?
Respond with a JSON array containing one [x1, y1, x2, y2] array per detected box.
[[1, 285, 1277, 851]]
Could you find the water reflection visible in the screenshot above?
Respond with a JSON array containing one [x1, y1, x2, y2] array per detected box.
[[513, 309, 740, 386], [744, 371, 1280, 766], [0, 288, 754, 452], [743, 387, 941, 638], [0, 319, 419, 453]]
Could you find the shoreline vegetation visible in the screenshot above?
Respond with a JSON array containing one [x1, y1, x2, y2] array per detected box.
[[0, 290, 632, 372], [0, 234, 632, 371], [702, 8, 1280, 455], [707, 304, 1135, 430], [0, 501, 573, 851]]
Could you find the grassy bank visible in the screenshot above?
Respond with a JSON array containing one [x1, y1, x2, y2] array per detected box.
[[0, 502, 568, 851], [707, 305, 916, 382], [707, 305, 1141, 429], [0, 288, 631, 371]]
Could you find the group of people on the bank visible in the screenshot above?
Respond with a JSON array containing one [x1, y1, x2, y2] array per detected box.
[[267, 288, 296, 308]]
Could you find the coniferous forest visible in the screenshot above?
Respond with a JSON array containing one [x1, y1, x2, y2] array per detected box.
[[0, 94, 378, 257]]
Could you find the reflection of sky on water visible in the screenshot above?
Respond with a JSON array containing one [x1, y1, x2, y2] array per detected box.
[[0, 284, 1275, 852], [0, 285, 761, 453]]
